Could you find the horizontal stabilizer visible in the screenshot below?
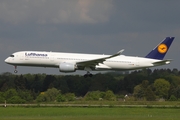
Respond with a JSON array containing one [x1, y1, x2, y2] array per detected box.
[[152, 59, 172, 65]]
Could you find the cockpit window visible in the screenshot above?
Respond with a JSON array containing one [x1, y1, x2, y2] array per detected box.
[[10, 55, 14, 57]]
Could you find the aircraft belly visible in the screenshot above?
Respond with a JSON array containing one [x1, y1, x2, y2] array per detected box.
[[97, 62, 132, 71], [104, 62, 153, 71], [14, 58, 58, 68]]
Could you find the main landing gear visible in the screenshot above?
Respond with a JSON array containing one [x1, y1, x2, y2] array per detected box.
[[84, 71, 93, 78], [14, 66, 18, 73], [84, 67, 93, 78]]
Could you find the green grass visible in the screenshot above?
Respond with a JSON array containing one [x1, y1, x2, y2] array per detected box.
[[0, 107, 180, 120], [59, 100, 180, 106]]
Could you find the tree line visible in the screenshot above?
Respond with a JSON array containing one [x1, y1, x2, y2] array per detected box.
[[0, 68, 180, 103]]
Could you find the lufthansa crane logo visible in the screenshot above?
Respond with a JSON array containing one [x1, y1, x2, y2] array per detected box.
[[158, 44, 168, 54]]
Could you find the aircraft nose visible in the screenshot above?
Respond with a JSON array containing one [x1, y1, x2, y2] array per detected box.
[[4, 58, 9, 63]]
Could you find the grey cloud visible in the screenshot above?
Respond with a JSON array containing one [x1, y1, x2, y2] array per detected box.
[[0, 0, 113, 24], [111, 1, 180, 32]]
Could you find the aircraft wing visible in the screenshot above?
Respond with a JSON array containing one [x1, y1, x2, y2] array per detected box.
[[152, 59, 172, 65], [76, 49, 124, 67]]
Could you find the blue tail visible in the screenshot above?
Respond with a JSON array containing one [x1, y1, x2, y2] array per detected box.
[[145, 37, 174, 60]]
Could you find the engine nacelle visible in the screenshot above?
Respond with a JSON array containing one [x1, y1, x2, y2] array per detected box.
[[59, 63, 76, 73]]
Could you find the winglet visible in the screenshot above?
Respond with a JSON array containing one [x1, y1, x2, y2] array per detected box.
[[145, 37, 174, 60], [110, 49, 124, 58], [117, 49, 124, 54]]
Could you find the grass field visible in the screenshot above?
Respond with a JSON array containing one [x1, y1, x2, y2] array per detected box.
[[0, 107, 180, 120]]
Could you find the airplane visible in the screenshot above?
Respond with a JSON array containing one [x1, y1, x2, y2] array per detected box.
[[5, 37, 174, 78]]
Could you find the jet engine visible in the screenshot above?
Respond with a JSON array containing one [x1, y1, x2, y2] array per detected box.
[[59, 63, 77, 72]]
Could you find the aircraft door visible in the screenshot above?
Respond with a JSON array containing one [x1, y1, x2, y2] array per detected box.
[[49, 54, 55, 63], [19, 53, 24, 61], [135, 58, 140, 67]]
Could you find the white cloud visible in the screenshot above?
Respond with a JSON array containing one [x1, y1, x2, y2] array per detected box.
[[0, 0, 113, 24]]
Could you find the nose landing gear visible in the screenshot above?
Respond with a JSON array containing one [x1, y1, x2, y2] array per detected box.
[[14, 66, 18, 73]]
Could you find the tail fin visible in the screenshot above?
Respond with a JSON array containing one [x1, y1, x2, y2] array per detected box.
[[145, 37, 174, 60]]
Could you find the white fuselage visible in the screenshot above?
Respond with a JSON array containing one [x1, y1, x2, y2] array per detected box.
[[4, 51, 164, 72]]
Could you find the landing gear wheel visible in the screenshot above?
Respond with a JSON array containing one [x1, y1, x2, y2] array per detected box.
[[89, 74, 93, 77], [84, 74, 88, 78], [84, 72, 93, 78], [14, 70, 18, 73]]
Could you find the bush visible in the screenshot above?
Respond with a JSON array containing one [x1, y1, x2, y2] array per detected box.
[[104, 90, 116, 101], [84, 90, 116, 101], [36, 94, 47, 102], [64, 93, 75, 101], [0, 96, 5, 103], [57, 94, 66, 102], [46, 88, 60, 101], [4, 89, 18, 100], [7, 96, 26, 104], [84, 91, 104, 101], [169, 95, 177, 101], [36, 88, 60, 102], [18, 90, 33, 102]]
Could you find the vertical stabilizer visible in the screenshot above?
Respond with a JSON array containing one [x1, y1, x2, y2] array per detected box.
[[145, 37, 174, 60]]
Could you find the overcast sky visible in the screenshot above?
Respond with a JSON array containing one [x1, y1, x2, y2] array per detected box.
[[1, 0, 180, 75]]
